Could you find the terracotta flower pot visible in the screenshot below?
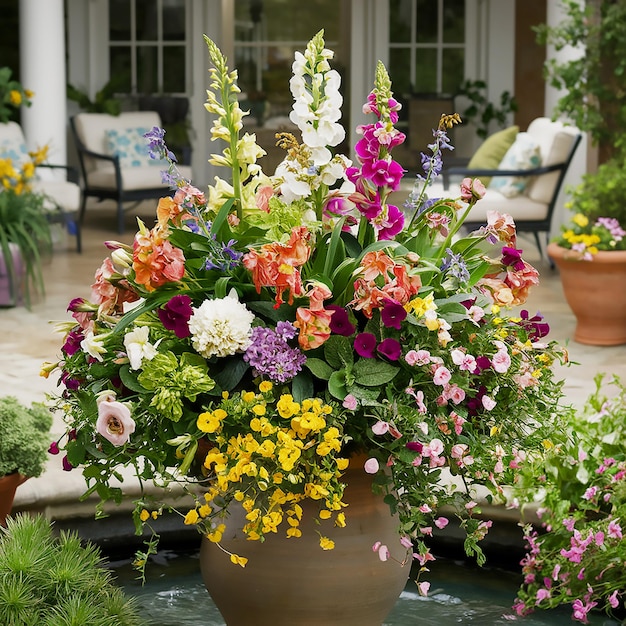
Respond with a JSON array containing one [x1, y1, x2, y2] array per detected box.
[[199, 458, 410, 626], [0, 473, 28, 527], [548, 242, 626, 346]]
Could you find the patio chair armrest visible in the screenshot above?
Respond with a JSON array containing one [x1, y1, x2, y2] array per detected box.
[[38, 163, 80, 184], [443, 162, 565, 190]]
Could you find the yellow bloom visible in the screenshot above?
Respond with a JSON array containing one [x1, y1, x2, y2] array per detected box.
[[139, 509, 150, 522], [319, 536, 335, 550], [206, 523, 226, 542], [335, 512, 346, 527], [151, 511, 159, 520], [242, 391, 256, 403], [319, 509, 332, 520], [277, 394, 300, 418], [183, 509, 200, 525], [252, 403, 266, 416], [572, 213, 588, 228], [197, 409, 226, 433], [230, 553, 248, 567], [9, 90, 22, 106], [259, 380, 273, 393], [336, 457, 349, 471]]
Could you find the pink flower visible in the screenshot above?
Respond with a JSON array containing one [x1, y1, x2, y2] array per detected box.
[[536, 588, 551, 604], [432, 365, 451, 386], [491, 348, 511, 373], [371, 420, 389, 435], [482, 395, 497, 411], [342, 394, 358, 410], [572, 598, 597, 623], [96, 397, 135, 447], [417, 581, 430, 597], [364, 457, 380, 474], [607, 519, 622, 540], [608, 591, 620, 609], [460, 177, 486, 202], [434, 517, 449, 529]]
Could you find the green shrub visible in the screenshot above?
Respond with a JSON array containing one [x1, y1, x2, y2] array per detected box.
[[0, 396, 52, 477], [0, 514, 144, 626]]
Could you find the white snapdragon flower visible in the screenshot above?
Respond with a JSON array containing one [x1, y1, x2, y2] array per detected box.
[[124, 326, 161, 370], [188, 291, 255, 358]]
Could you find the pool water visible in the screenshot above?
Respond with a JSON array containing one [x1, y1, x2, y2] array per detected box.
[[111, 550, 619, 626]]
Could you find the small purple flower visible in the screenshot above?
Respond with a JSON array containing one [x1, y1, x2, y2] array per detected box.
[[441, 248, 470, 283], [144, 126, 177, 162], [327, 305, 356, 336], [158, 294, 193, 338], [377, 337, 402, 361], [519, 310, 550, 341], [501, 246, 525, 271], [62, 330, 84, 356], [354, 333, 377, 358], [62, 455, 73, 472], [244, 325, 306, 383], [67, 297, 87, 312], [276, 321, 298, 340], [380, 299, 407, 330], [474, 356, 492, 372], [406, 441, 424, 453], [48, 441, 60, 455]]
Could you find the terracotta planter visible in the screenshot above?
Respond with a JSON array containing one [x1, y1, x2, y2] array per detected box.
[[200, 459, 410, 626], [548, 243, 626, 346], [0, 473, 28, 527]]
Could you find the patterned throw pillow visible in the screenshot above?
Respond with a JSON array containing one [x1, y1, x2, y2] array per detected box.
[[104, 127, 167, 168], [0, 138, 30, 168], [489, 132, 541, 198]]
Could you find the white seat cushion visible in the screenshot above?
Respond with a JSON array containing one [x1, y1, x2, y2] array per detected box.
[[32, 179, 81, 212]]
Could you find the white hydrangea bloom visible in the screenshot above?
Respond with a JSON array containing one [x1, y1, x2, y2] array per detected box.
[[188, 292, 255, 358]]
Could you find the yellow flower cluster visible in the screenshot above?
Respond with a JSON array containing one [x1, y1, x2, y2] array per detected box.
[[0, 145, 49, 194], [184, 381, 349, 562]]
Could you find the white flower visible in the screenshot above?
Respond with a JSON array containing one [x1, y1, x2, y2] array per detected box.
[[124, 326, 160, 370], [188, 291, 255, 358], [81, 331, 107, 362]]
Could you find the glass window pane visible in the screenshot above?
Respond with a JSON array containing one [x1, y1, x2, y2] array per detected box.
[[443, 0, 465, 43], [163, 46, 186, 93], [388, 48, 411, 98], [415, 0, 438, 44], [109, 0, 131, 41], [263, 0, 340, 41], [389, 0, 412, 43], [442, 48, 464, 94], [137, 46, 158, 93], [163, 0, 186, 42], [109, 47, 132, 93], [136, 0, 158, 41], [414, 48, 437, 93]]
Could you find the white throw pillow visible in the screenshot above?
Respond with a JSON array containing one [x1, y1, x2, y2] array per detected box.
[[489, 132, 541, 198], [104, 127, 167, 168]]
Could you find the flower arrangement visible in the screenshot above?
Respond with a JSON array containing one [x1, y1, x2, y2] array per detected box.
[[552, 212, 626, 260], [0, 67, 33, 124], [0, 143, 52, 305], [47, 31, 569, 587], [514, 374, 626, 622]]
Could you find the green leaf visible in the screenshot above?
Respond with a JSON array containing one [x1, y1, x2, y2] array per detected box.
[[304, 358, 334, 381], [211, 356, 249, 391], [345, 384, 381, 406], [119, 364, 148, 393], [323, 335, 354, 370], [353, 359, 399, 386], [328, 370, 348, 400], [291, 371, 314, 402], [210, 197, 235, 240]]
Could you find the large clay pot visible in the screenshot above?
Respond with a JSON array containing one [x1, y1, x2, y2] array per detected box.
[[0, 473, 28, 527], [548, 243, 626, 346], [199, 458, 410, 626]]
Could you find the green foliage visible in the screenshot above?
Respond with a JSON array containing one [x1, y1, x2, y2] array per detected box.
[[565, 155, 626, 225], [0, 189, 52, 306], [0, 515, 144, 626], [457, 79, 518, 139], [67, 80, 121, 116], [0, 67, 32, 124], [515, 375, 626, 620], [0, 396, 52, 477], [535, 0, 626, 156]]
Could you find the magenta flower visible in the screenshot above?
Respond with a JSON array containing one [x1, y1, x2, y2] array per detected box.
[[62, 330, 84, 356], [361, 158, 405, 190], [501, 246, 525, 271], [377, 337, 402, 361], [327, 305, 356, 336], [354, 332, 377, 358], [62, 455, 73, 472], [48, 441, 60, 455], [377, 204, 405, 240], [158, 294, 193, 338], [381, 299, 407, 330]]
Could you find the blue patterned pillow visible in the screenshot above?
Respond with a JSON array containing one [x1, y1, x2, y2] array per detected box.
[[489, 132, 542, 198], [0, 138, 30, 168], [104, 127, 167, 168]]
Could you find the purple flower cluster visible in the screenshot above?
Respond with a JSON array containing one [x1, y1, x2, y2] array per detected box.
[[204, 237, 243, 271], [244, 322, 306, 383], [144, 126, 178, 163]]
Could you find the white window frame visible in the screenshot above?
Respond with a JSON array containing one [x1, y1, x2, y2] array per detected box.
[[107, 0, 192, 96]]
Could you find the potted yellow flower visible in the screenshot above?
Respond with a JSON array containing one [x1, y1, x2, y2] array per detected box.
[[47, 31, 570, 625]]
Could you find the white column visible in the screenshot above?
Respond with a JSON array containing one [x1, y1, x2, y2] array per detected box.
[[19, 0, 68, 173]]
